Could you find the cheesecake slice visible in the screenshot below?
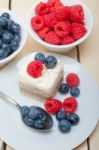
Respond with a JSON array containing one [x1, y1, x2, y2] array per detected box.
[[18, 53, 63, 99]]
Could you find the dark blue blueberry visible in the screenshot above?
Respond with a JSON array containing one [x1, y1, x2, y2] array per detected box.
[[10, 39, 20, 51], [0, 16, 8, 29], [11, 23, 21, 34], [20, 106, 30, 117], [45, 55, 57, 69], [29, 106, 46, 121], [2, 13, 10, 19], [67, 113, 80, 125], [58, 119, 71, 133], [2, 31, 13, 43], [23, 116, 34, 127], [58, 83, 69, 94], [34, 53, 46, 63], [13, 34, 21, 42], [0, 43, 11, 59], [7, 20, 14, 31], [0, 27, 4, 37], [56, 110, 67, 121], [34, 118, 45, 129], [0, 39, 2, 47], [70, 87, 80, 97]]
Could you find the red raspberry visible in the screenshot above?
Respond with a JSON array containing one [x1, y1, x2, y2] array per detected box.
[[35, 2, 50, 15], [38, 27, 49, 40], [48, 0, 64, 12], [71, 23, 87, 40], [31, 16, 44, 31], [43, 12, 58, 28], [55, 6, 70, 21], [70, 5, 84, 23], [62, 35, 74, 45], [54, 21, 71, 37], [27, 60, 43, 78], [45, 99, 62, 114], [66, 73, 80, 87], [45, 31, 61, 45], [63, 97, 78, 114]]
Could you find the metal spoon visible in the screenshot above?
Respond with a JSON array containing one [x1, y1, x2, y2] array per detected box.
[[0, 91, 53, 131]]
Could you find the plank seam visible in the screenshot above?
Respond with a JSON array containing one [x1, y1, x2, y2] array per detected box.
[[3, 142, 6, 150], [9, 0, 12, 10]]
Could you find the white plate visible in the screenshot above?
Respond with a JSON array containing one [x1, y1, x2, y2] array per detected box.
[[0, 52, 98, 150]]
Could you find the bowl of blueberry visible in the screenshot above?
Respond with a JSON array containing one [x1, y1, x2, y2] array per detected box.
[[0, 9, 27, 66]]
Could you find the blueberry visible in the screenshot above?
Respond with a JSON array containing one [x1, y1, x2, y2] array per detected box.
[[11, 23, 21, 34], [67, 113, 80, 125], [34, 53, 46, 63], [10, 39, 19, 51], [23, 116, 34, 127], [20, 106, 30, 117], [70, 87, 80, 97], [56, 110, 67, 121], [0, 39, 2, 47], [7, 20, 14, 31], [0, 27, 4, 37], [2, 13, 10, 19], [45, 55, 57, 69], [0, 43, 11, 59], [0, 16, 8, 29], [13, 34, 21, 42], [58, 83, 69, 94], [2, 31, 13, 43], [34, 118, 45, 129], [58, 119, 71, 133]]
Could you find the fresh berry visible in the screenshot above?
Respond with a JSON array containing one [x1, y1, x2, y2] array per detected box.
[[63, 97, 78, 114], [0, 27, 4, 37], [55, 6, 70, 21], [70, 5, 84, 23], [54, 21, 71, 37], [71, 23, 87, 40], [70, 87, 80, 97], [23, 116, 34, 127], [2, 31, 13, 43], [34, 52, 46, 63], [35, 2, 50, 15], [0, 43, 11, 59], [13, 34, 21, 42], [56, 110, 67, 121], [31, 16, 44, 31], [0, 39, 2, 47], [11, 23, 21, 34], [45, 99, 62, 115], [67, 113, 80, 125], [0, 16, 8, 29], [43, 12, 57, 28], [58, 83, 69, 94], [10, 39, 20, 51], [48, 0, 63, 12], [20, 106, 30, 117], [45, 55, 57, 69], [34, 118, 45, 129], [66, 73, 80, 87], [2, 13, 10, 19], [45, 31, 61, 45], [27, 60, 43, 78], [58, 119, 71, 133], [38, 27, 49, 40], [62, 35, 74, 45], [7, 20, 14, 31]]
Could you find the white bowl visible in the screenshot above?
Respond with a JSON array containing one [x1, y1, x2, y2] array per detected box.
[[0, 9, 27, 67], [27, 0, 93, 53]]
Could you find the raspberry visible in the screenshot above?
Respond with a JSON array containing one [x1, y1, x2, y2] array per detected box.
[[31, 16, 44, 31], [45, 99, 62, 114], [43, 12, 58, 28], [48, 0, 64, 12], [54, 21, 71, 37], [63, 97, 78, 114], [70, 5, 84, 23], [55, 6, 70, 21], [27, 60, 43, 78], [71, 23, 87, 40], [35, 2, 50, 15], [66, 73, 80, 87], [62, 35, 74, 45], [38, 27, 49, 40], [45, 31, 61, 45]]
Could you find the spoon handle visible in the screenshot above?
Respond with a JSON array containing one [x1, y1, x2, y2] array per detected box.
[[0, 91, 21, 109]]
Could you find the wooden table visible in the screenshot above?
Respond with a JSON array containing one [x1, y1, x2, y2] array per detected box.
[[0, 0, 99, 149]]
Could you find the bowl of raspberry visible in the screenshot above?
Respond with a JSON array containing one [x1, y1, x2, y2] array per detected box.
[[0, 9, 27, 67], [27, 0, 93, 53]]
